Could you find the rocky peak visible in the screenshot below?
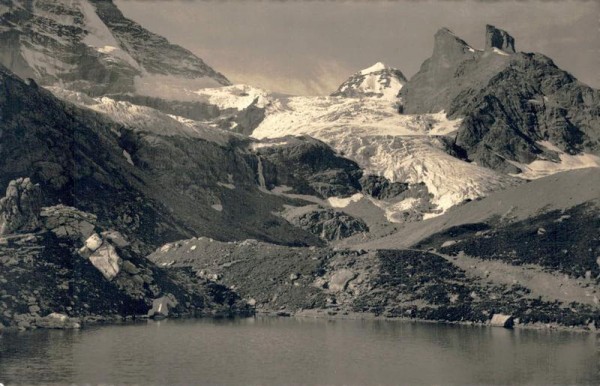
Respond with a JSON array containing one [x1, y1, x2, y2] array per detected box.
[[485, 25, 516, 53], [332, 62, 406, 100], [432, 28, 474, 60]]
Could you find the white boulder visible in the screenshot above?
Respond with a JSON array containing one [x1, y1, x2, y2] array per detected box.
[[490, 313, 514, 328], [89, 243, 121, 280], [85, 233, 103, 252]]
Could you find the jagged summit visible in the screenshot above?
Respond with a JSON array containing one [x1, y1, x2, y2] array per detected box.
[[485, 25, 516, 53], [400, 23, 600, 174], [332, 62, 406, 100]]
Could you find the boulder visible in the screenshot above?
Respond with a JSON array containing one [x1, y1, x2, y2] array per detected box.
[[101, 230, 130, 248], [147, 295, 178, 319], [329, 269, 356, 292], [122, 260, 140, 275], [0, 178, 43, 235], [85, 233, 103, 252], [36, 312, 81, 329], [490, 313, 514, 328], [89, 243, 121, 281]]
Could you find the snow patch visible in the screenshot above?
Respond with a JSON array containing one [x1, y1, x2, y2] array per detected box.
[[492, 47, 510, 56], [327, 193, 364, 208], [357, 72, 403, 100], [96, 45, 117, 54], [211, 204, 223, 212], [47, 87, 239, 145], [509, 141, 600, 179], [251, 139, 293, 150], [122, 150, 134, 166], [217, 182, 235, 190]]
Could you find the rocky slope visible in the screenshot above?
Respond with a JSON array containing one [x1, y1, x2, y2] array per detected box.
[[0, 179, 251, 331], [0, 64, 338, 249], [148, 214, 600, 329]]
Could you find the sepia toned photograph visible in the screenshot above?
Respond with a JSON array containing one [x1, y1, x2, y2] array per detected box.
[[0, 0, 598, 384]]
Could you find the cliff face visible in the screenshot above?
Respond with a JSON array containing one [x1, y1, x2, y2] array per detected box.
[[0, 0, 229, 97]]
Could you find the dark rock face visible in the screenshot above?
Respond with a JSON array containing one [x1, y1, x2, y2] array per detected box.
[[287, 209, 368, 241], [0, 178, 42, 235], [450, 53, 600, 170], [399, 27, 509, 114], [485, 25, 515, 53], [257, 136, 363, 198], [360, 175, 408, 200]]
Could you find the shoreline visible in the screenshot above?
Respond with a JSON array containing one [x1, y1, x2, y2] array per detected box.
[[2, 308, 598, 335]]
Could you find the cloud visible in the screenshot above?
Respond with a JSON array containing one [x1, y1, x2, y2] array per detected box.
[[226, 59, 355, 96]]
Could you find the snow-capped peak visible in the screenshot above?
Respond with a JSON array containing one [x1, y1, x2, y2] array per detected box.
[[332, 62, 406, 101], [360, 62, 388, 75]]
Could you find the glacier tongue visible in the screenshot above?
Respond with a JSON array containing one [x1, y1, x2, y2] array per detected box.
[[253, 94, 521, 220]]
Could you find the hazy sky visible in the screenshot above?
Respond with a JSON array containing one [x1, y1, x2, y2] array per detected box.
[[115, 0, 599, 95]]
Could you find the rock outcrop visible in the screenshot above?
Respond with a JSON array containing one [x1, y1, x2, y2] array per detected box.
[[257, 136, 363, 198], [328, 269, 356, 292], [399, 27, 509, 114], [147, 295, 178, 319], [287, 208, 368, 241], [485, 25, 515, 53], [41, 205, 96, 241], [0, 178, 42, 235], [0, 206, 251, 330]]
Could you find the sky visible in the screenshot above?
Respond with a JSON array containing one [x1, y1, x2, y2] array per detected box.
[[115, 0, 600, 95]]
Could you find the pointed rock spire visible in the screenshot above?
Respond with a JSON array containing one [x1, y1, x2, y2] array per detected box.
[[485, 25, 516, 53]]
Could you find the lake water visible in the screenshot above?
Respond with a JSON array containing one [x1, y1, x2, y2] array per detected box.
[[1, 317, 598, 385]]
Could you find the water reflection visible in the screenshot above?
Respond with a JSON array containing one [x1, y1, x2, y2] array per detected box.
[[1, 317, 598, 385]]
